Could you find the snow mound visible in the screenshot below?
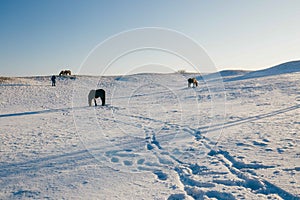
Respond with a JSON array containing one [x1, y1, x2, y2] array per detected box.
[[115, 76, 137, 82], [228, 60, 300, 81]]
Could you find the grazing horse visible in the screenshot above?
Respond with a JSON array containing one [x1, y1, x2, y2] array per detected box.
[[88, 89, 105, 106], [188, 78, 198, 88], [59, 70, 72, 76]]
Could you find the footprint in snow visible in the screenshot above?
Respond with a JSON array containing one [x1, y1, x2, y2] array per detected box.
[[252, 141, 268, 146], [153, 170, 168, 181]]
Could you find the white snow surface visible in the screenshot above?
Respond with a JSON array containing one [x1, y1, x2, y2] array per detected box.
[[228, 60, 300, 82], [0, 70, 299, 199]]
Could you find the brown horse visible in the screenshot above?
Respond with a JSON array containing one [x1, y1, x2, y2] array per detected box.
[[88, 89, 105, 106], [59, 70, 72, 76], [188, 78, 198, 88]]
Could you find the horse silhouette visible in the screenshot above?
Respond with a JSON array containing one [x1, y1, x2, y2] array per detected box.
[[88, 89, 105, 106], [188, 78, 198, 87], [59, 70, 72, 76]]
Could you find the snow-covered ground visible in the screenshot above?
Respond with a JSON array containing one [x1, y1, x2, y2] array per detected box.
[[0, 67, 299, 199]]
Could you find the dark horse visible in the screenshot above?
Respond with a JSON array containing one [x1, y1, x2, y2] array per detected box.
[[188, 78, 198, 88], [59, 70, 72, 76], [88, 89, 105, 106]]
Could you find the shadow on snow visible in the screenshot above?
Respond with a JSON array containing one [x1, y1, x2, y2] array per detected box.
[[0, 106, 88, 118]]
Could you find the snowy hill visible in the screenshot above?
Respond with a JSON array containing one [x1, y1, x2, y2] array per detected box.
[[212, 70, 249, 77], [228, 60, 300, 81], [0, 71, 299, 199], [202, 70, 249, 82]]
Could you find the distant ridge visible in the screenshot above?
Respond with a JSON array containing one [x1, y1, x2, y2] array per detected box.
[[227, 60, 300, 81], [218, 70, 250, 77], [201, 70, 249, 81]]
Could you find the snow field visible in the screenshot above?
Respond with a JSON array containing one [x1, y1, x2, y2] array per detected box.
[[0, 71, 299, 199]]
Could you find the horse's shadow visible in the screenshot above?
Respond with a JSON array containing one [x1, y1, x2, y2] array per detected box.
[[0, 106, 87, 118]]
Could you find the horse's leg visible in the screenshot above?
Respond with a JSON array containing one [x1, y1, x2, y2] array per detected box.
[[102, 90, 106, 106], [101, 94, 105, 106], [94, 98, 97, 106]]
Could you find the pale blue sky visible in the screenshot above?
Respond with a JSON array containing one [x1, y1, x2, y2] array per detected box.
[[1, 0, 300, 76]]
